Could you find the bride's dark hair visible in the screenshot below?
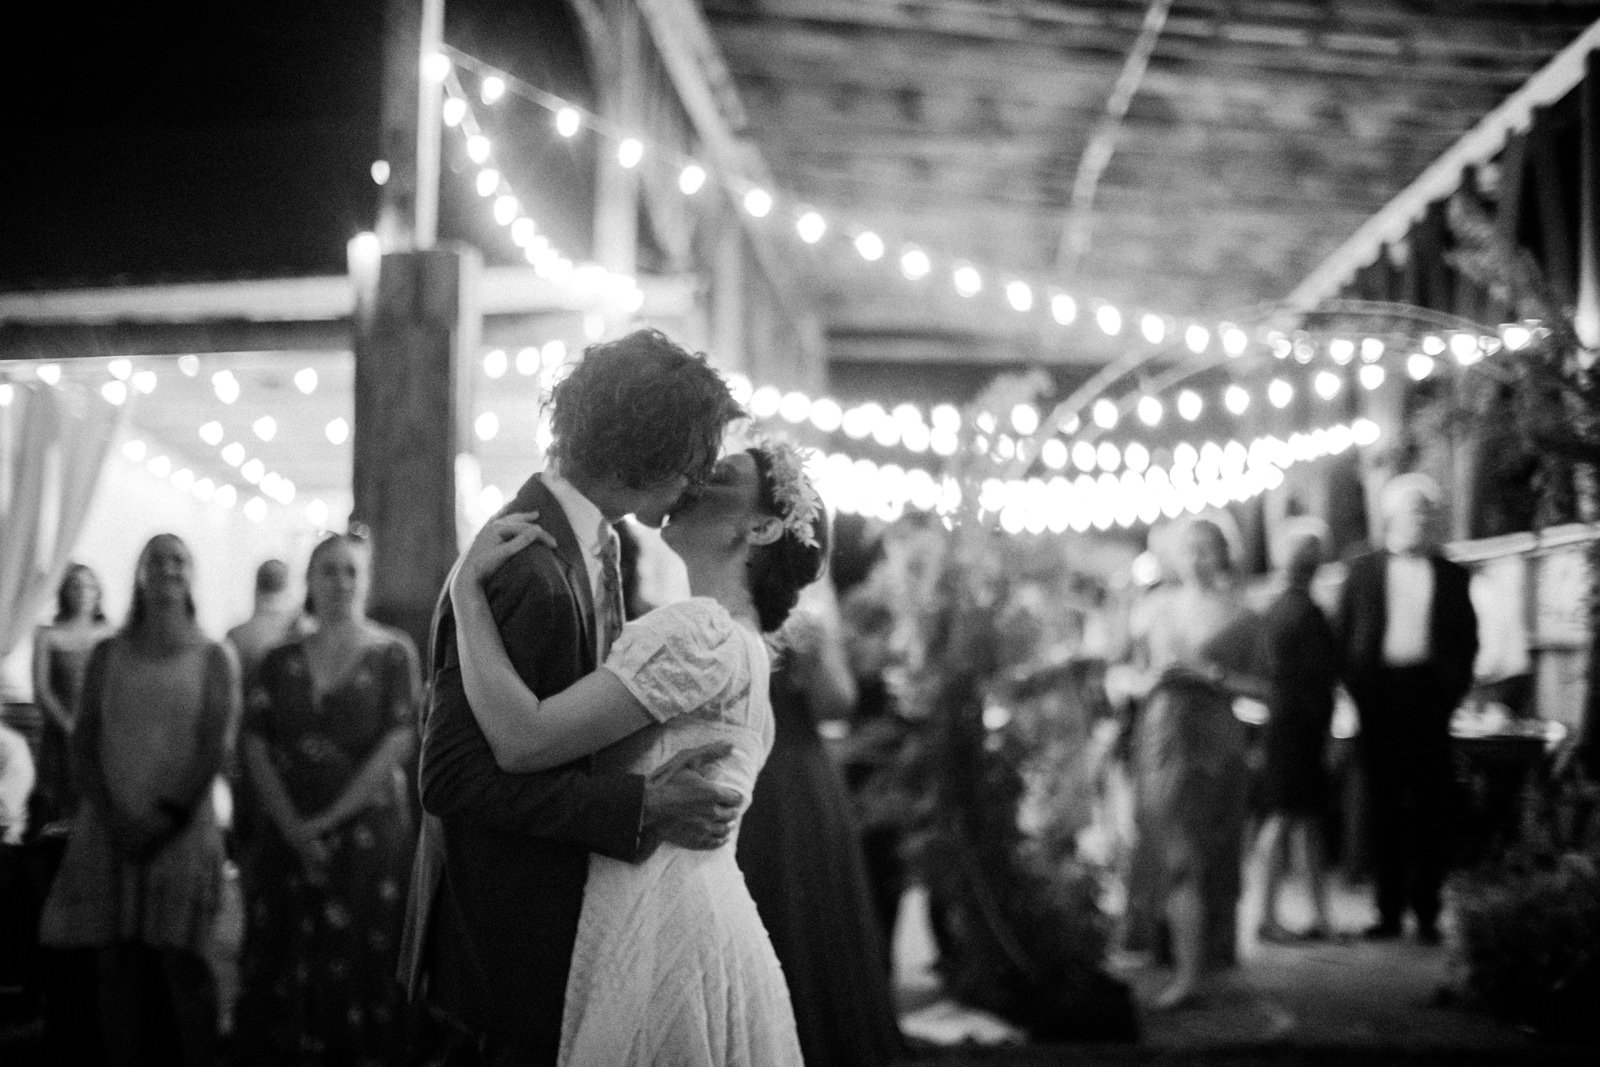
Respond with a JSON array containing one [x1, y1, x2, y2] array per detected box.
[[745, 446, 828, 633]]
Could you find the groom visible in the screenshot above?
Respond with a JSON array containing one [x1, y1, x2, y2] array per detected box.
[[403, 329, 747, 1064]]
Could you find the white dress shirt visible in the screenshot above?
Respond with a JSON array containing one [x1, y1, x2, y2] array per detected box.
[[1382, 552, 1434, 666], [543, 465, 615, 617]]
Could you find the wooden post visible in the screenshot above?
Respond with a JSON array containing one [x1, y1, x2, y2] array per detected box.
[[1578, 50, 1600, 350], [353, 0, 470, 658], [351, 247, 480, 657], [593, 2, 642, 278]]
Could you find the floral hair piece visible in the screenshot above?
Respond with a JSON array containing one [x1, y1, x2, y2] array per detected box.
[[754, 437, 823, 550]]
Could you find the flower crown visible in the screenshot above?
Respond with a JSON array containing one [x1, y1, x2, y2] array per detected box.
[[754, 437, 823, 550]]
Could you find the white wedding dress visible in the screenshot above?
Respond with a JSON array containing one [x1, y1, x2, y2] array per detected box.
[[559, 597, 803, 1066]]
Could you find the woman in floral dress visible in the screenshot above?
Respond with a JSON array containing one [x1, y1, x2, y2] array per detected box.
[[235, 532, 420, 1064]]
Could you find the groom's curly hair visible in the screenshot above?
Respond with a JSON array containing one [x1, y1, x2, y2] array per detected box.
[[548, 329, 744, 490]]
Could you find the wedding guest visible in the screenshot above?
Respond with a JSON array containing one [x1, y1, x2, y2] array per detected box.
[[224, 559, 302, 686], [1249, 519, 1340, 943], [738, 588, 905, 1067], [1337, 473, 1477, 945], [1124, 517, 1267, 1008], [235, 531, 420, 1065], [31, 563, 115, 833], [39, 533, 239, 1066]]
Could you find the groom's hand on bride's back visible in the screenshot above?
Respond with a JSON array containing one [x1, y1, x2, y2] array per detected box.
[[642, 741, 742, 853]]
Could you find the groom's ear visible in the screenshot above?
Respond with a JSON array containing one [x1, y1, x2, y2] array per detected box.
[[747, 516, 784, 547]]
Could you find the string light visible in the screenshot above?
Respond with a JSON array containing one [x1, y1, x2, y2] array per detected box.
[[1096, 305, 1122, 336], [1314, 370, 1343, 399], [1141, 314, 1165, 344], [854, 232, 885, 262], [326, 418, 350, 445], [480, 74, 505, 104], [743, 188, 773, 218], [1051, 293, 1077, 325], [555, 107, 581, 138], [1268, 379, 1294, 408], [1137, 395, 1163, 427], [1407, 353, 1437, 380], [294, 367, 318, 394], [253, 416, 277, 442], [1225, 384, 1251, 414], [1177, 390, 1203, 421], [900, 248, 931, 280], [796, 211, 826, 244], [678, 164, 707, 195], [1359, 364, 1386, 390], [953, 264, 982, 297], [616, 138, 643, 169], [199, 421, 224, 446], [1006, 281, 1034, 313]]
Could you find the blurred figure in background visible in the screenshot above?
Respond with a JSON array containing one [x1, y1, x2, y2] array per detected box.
[[737, 580, 905, 1067], [1249, 519, 1340, 943], [31, 562, 115, 835], [39, 533, 240, 1066], [235, 532, 420, 1065], [1337, 473, 1477, 946], [225, 559, 302, 687], [1124, 518, 1267, 1009]]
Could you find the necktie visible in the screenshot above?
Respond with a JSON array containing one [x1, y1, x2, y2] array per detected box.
[[598, 524, 625, 662]]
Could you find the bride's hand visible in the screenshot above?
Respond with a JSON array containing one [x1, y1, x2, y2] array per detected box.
[[454, 512, 558, 592]]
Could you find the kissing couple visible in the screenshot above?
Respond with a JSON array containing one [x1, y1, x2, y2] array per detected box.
[[402, 328, 826, 1065]]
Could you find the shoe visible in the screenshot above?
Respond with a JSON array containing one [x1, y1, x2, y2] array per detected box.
[[1363, 921, 1402, 941]]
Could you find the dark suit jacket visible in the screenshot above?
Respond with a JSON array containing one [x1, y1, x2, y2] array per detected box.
[[1336, 549, 1479, 728], [401, 474, 647, 1052]]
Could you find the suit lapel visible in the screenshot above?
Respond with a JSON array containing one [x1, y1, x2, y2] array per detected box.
[[505, 473, 597, 667]]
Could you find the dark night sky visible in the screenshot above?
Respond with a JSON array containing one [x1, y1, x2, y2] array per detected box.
[[2, 0, 598, 289]]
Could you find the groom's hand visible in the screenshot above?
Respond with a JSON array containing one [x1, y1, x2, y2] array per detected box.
[[642, 742, 742, 851]]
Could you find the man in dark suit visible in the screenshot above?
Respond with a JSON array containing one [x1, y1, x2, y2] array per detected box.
[[1336, 472, 1478, 945], [402, 330, 746, 1064]]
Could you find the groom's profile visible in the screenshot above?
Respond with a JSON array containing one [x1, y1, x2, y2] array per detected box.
[[401, 329, 746, 1065]]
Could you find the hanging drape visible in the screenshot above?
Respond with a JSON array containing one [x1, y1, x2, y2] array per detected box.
[[0, 382, 122, 663]]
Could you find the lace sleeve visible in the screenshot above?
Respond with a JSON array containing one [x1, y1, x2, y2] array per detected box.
[[601, 599, 745, 723]]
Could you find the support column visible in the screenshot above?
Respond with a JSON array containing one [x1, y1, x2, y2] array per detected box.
[[593, 2, 642, 278], [351, 246, 480, 656]]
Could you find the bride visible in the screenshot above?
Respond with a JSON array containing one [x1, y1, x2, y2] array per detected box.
[[449, 439, 825, 1065]]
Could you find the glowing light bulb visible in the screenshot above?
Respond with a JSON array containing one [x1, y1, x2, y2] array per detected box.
[[108, 358, 132, 380], [931, 404, 961, 433], [294, 367, 318, 394], [253, 416, 277, 442], [1042, 439, 1068, 469], [1096, 305, 1121, 336], [779, 391, 811, 424], [1450, 332, 1482, 365], [953, 264, 982, 298], [1352, 418, 1382, 446], [1141, 314, 1165, 344], [325, 418, 351, 445], [678, 164, 706, 195], [1125, 441, 1150, 473], [796, 212, 826, 244], [1177, 390, 1202, 421], [555, 107, 581, 138], [750, 386, 781, 419], [1407, 353, 1436, 380], [809, 398, 843, 433], [1268, 379, 1293, 408], [1222, 324, 1249, 357], [1422, 334, 1445, 356], [466, 134, 491, 164], [476, 169, 499, 197], [1361, 337, 1385, 362], [1328, 338, 1355, 364], [1011, 404, 1039, 435], [1185, 324, 1210, 354], [1006, 280, 1034, 313], [306, 499, 329, 527], [1138, 395, 1163, 426], [493, 194, 518, 226], [212, 371, 239, 404], [900, 248, 931, 280], [37, 364, 61, 385], [244, 496, 268, 522], [1051, 293, 1077, 325], [480, 75, 506, 104], [617, 138, 643, 169], [100, 381, 127, 405], [442, 97, 466, 127], [1092, 398, 1119, 429], [1072, 441, 1097, 472], [743, 187, 773, 218], [0, 383, 11, 407], [1097, 442, 1121, 472], [1314, 370, 1343, 399], [1359, 364, 1386, 390], [854, 232, 884, 261], [1500, 324, 1532, 351], [131, 370, 157, 394], [222, 442, 246, 466], [199, 421, 224, 446], [475, 412, 500, 441], [422, 52, 451, 82], [483, 349, 507, 379]]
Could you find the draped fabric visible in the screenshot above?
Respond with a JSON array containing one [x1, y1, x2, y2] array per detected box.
[[0, 383, 122, 662]]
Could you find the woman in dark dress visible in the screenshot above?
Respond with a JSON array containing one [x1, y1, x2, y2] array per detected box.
[[1249, 521, 1340, 942], [736, 605, 905, 1067], [235, 532, 420, 1065], [30, 563, 115, 833]]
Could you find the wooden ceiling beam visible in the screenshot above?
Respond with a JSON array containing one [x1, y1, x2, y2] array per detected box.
[[705, 1, 1589, 80]]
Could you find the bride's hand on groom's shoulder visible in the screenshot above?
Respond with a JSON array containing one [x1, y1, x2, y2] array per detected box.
[[453, 512, 557, 597]]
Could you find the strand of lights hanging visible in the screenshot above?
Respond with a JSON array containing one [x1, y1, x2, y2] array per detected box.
[[426, 46, 1286, 371], [1, 355, 334, 528], [423, 49, 1545, 466], [810, 416, 1382, 531], [438, 72, 642, 313]]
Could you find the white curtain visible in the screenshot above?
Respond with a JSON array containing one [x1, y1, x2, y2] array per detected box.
[[0, 383, 123, 661]]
